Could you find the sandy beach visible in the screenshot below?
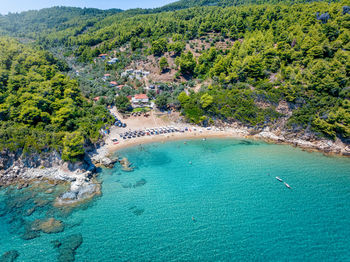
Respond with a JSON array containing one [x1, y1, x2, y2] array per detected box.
[[102, 107, 251, 153], [95, 107, 350, 158], [107, 128, 250, 152]]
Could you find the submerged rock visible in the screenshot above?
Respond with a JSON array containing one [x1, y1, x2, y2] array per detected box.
[[25, 207, 36, 216], [128, 205, 144, 216], [121, 183, 132, 189], [34, 198, 50, 207], [133, 208, 145, 216], [45, 188, 54, 194], [133, 179, 147, 188], [31, 218, 64, 234], [53, 234, 83, 262], [119, 157, 134, 172], [0, 250, 19, 262], [21, 229, 40, 240]]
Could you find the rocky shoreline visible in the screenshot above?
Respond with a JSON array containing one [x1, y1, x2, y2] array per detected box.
[[250, 127, 350, 157], [0, 148, 118, 207]]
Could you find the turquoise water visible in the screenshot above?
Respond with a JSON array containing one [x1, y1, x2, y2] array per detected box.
[[1, 139, 350, 261]]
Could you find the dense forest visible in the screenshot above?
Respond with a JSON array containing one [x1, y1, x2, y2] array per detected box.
[[0, 7, 122, 39], [158, 0, 333, 11], [0, 38, 113, 160], [37, 0, 348, 140], [0, 0, 349, 161]]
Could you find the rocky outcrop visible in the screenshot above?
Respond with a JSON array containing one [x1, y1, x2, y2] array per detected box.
[[119, 157, 134, 172], [54, 178, 101, 207], [89, 143, 118, 168], [0, 149, 101, 207], [252, 127, 350, 156], [0, 250, 19, 262], [97, 157, 119, 168]]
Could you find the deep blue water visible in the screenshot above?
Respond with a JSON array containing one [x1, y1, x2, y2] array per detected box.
[[1, 139, 350, 261]]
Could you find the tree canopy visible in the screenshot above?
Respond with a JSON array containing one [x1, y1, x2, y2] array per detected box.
[[0, 38, 113, 159]]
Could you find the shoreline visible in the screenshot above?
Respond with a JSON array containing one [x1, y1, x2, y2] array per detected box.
[[1, 123, 349, 209], [105, 126, 350, 158], [107, 129, 248, 153]]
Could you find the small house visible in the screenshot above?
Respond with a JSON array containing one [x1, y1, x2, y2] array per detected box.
[[110, 81, 117, 87], [98, 54, 108, 59], [93, 96, 107, 102], [132, 94, 149, 106], [102, 74, 111, 81]]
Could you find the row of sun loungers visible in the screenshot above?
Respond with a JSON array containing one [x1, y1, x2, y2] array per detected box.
[[118, 127, 190, 140]]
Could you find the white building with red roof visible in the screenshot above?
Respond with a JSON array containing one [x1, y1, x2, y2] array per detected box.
[[132, 94, 149, 107]]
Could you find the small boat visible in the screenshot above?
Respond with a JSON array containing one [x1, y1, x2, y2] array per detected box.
[[284, 182, 292, 189], [276, 176, 283, 182]]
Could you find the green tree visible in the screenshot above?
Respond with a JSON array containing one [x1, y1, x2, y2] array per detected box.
[[155, 94, 168, 110], [62, 132, 85, 162], [151, 38, 168, 56], [159, 57, 169, 72], [168, 41, 185, 56], [130, 37, 143, 51], [115, 95, 131, 113], [200, 93, 214, 109], [177, 51, 197, 75]]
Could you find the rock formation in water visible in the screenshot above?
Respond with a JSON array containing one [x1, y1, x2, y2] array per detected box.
[[0, 250, 19, 262], [54, 178, 101, 207], [31, 218, 64, 234], [52, 234, 83, 262], [119, 157, 134, 172]]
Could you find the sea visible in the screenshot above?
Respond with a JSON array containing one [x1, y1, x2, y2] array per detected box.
[[0, 138, 350, 261]]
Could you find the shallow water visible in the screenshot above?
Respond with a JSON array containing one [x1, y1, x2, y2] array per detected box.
[[1, 139, 350, 261]]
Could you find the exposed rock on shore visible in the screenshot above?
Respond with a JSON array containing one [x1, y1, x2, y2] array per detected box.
[[252, 127, 350, 156], [0, 150, 100, 207], [89, 144, 118, 168]]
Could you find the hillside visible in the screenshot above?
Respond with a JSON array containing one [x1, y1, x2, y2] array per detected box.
[[0, 0, 349, 153], [157, 0, 341, 11], [58, 0, 349, 141], [0, 6, 122, 39], [0, 37, 113, 160]]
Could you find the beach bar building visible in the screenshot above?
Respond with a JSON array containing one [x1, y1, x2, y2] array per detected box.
[[132, 94, 149, 107]]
